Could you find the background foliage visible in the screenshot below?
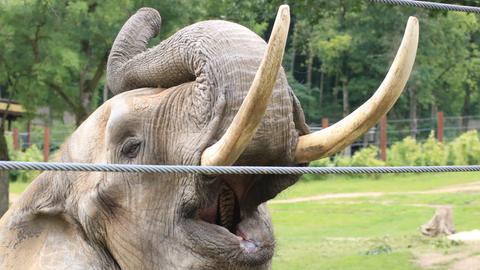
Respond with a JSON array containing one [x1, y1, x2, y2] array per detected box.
[[2, 0, 480, 125], [310, 130, 480, 171], [2, 0, 480, 211]]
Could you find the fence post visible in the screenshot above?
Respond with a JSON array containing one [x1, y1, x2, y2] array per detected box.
[[322, 118, 329, 129], [43, 127, 50, 161], [12, 128, 19, 150], [380, 115, 387, 161], [437, 111, 444, 143]]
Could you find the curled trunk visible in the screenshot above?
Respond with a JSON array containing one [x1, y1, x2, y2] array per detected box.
[[106, 8, 308, 166]]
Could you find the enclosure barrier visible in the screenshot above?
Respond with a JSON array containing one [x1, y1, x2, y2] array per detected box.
[[1, 161, 480, 175], [370, 0, 480, 13]]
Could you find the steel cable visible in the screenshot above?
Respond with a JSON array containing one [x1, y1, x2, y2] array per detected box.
[[1, 161, 480, 175], [370, 0, 480, 13]]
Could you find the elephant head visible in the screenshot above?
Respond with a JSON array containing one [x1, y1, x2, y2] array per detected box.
[[0, 5, 418, 270]]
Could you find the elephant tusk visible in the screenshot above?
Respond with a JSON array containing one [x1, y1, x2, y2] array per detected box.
[[294, 16, 419, 163], [201, 5, 290, 166]]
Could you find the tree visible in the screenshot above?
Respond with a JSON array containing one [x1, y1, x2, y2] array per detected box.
[[1, 0, 201, 126], [0, 0, 202, 215]]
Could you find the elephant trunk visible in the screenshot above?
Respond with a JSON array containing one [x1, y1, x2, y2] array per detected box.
[[107, 8, 163, 94], [106, 7, 306, 166]]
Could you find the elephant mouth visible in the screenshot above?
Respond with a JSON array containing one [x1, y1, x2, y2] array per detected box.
[[197, 182, 242, 233], [182, 175, 275, 267]]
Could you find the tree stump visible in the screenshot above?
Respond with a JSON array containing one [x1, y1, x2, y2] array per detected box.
[[420, 206, 455, 237]]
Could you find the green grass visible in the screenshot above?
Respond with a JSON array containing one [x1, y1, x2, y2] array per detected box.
[[10, 172, 480, 197], [275, 172, 480, 200], [271, 197, 480, 269], [9, 181, 31, 194], [270, 179, 480, 270]]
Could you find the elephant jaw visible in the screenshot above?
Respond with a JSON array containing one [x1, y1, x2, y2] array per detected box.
[[197, 175, 256, 239], [185, 175, 274, 267]]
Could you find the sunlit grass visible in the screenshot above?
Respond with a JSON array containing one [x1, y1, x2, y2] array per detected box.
[[275, 172, 480, 200], [270, 179, 480, 270]]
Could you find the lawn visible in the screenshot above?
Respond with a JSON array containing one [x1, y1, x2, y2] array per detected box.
[[275, 172, 480, 200], [269, 173, 480, 270], [8, 172, 480, 269], [9, 180, 31, 194]]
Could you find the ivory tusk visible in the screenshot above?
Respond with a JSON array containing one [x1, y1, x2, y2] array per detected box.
[[201, 5, 290, 166], [294, 16, 419, 163]]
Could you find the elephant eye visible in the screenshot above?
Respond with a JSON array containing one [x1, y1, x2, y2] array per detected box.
[[121, 138, 142, 158]]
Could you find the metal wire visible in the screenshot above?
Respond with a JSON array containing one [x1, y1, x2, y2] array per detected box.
[[1, 161, 480, 175], [370, 0, 480, 13]]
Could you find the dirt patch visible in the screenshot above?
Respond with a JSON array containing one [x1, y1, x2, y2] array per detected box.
[[416, 251, 471, 269], [450, 255, 480, 270], [272, 192, 385, 204], [271, 181, 480, 204], [416, 245, 480, 270]]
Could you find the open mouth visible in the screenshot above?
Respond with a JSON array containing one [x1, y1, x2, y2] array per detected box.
[[199, 182, 241, 233], [180, 175, 277, 267], [179, 172, 301, 267], [196, 177, 262, 252]]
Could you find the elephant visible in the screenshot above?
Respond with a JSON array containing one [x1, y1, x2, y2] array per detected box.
[[0, 5, 418, 270]]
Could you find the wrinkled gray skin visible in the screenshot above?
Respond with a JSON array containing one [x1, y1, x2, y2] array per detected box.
[[0, 8, 308, 270]]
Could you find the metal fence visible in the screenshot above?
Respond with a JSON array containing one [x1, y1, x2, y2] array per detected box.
[[6, 113, 480, 160], [310, 113, 480, 153]]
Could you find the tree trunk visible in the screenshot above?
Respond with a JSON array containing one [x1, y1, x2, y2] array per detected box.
[[431, 103, 438, 135], [461, 85, 471, 131], [319, 66, 325, 111], [306, 50, 313, 89], [75, 109, 89, 127], [0, 88, 14, 217], [290, 40, 296, 74], [0, 126, 9, 217], [420, 206, 455, 237], [409, 86, 417, 139], [431, 103, 438, 119], [0, 171, 7, 217], [342, 78, 351, 156], [333, 74, 339, 105], [342, 78, 350, 117]]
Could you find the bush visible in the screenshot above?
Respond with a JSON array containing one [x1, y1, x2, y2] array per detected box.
[[9, 145, 43, 182], [310, 157, 333, 167], [305, 157, 333, 180], [350, 146, 385, 167], [350, 146, 384, 178], [333, 154, 351, 167], [387, 136, 423, 166], [447, 130, 480, 165], [422, 131, 448, 166], [306, 130, 480, 172]]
